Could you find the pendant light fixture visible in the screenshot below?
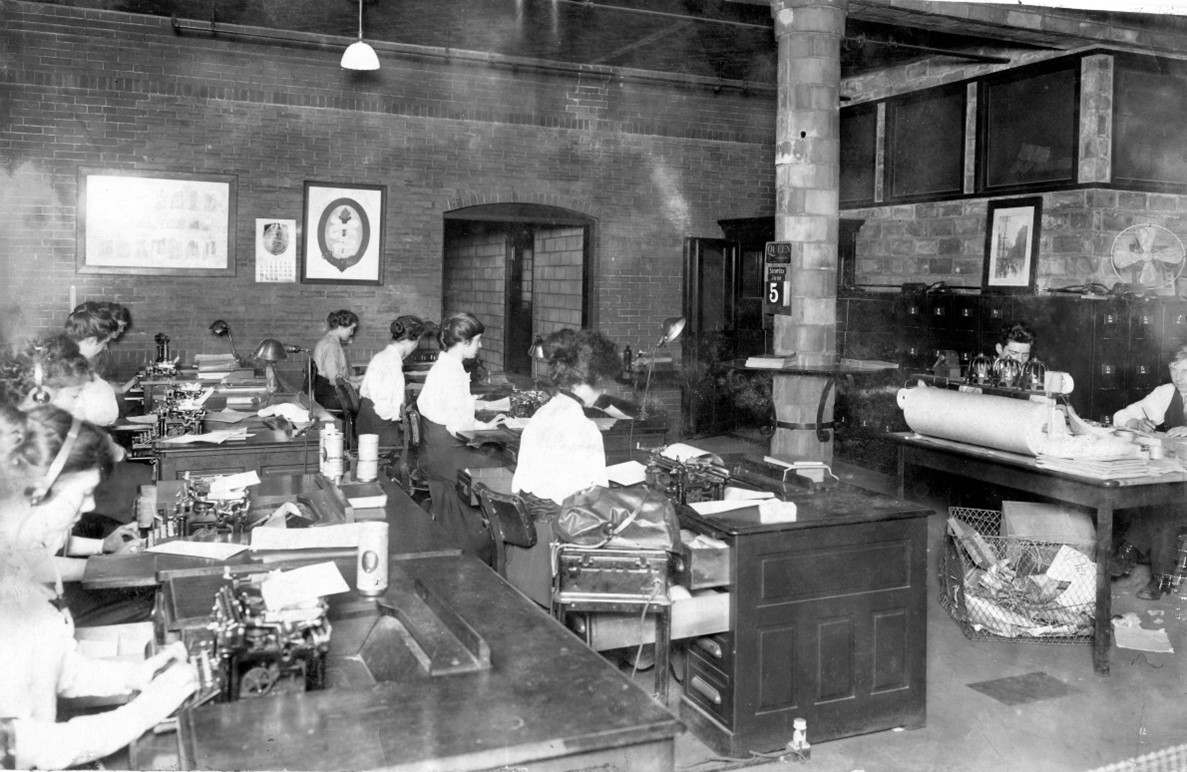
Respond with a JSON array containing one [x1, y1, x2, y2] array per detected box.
[[341, 0, 380, 71]]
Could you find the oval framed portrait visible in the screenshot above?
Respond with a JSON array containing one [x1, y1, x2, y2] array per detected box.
[[301, 182, 386, 285]]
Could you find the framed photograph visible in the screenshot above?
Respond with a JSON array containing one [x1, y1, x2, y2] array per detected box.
[[301, 182, 386, 285], [77, 169, 236, 276], [983, 196, 1042, 293]]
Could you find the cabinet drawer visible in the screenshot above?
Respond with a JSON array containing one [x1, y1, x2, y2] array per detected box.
[[686, 630, 734, 678], [684, 653, 734, 726], [572, 590, 730, 651], [675, 539, 733, 590]]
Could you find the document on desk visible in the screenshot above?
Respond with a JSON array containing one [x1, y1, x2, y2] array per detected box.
[[208, 471, 261, 498], [260, 562, 350, 610], [126, 415, 158, 424], [158, 428, 249, 444], [203, 409, 256, 424], [476, 397, 511, 411], [502, 417, 531, 430], [606, 460, 647, 486], [147, 540, 249, 561], [689, 498, 796, 523], [250, 522, 361, 551]]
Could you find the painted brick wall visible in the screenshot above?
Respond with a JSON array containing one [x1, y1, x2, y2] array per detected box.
[[0, 1, 775, 381]]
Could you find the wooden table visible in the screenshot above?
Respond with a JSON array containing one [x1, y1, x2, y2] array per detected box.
[[173, 554, 684, 771], [82, 478, 459, 590], [892, 431, 1187, 676], [677, 482, 930, 755]]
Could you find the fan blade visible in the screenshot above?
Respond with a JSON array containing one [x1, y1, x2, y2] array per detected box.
[[1113, 251, 1143, 270], [1139, 261, 1160, 287]]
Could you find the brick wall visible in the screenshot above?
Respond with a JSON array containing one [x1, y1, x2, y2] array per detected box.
[[442, 226, 507, 374], [533, 226, 585, 336], [0, 1, 775, 381]]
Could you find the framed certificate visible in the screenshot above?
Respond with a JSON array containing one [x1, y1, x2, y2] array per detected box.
[[301, 182, 386, 285]]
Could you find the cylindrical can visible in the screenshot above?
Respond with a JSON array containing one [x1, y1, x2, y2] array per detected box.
[[320, 425, 344, 480], [356, 521, 389, 596], [356, 433, 379, 482]]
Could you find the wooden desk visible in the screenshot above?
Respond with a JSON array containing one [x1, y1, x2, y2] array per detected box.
[[677, 483, 930, 755], [174, 554, 684, 771], [82, 478, 459, 590], [154, 426, 320, 480], [892, 431, 1187, 677]]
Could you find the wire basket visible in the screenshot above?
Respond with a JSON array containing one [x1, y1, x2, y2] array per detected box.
[[938, 507, 1095, 645]]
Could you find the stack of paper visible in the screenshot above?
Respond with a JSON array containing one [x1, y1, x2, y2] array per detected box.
[[158, 427, 249, 444], [745, 356, 796, 369], [194, 353, 240, 381]]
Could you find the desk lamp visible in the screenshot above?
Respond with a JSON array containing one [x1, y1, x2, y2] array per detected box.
[[528, 335, 547, 380], [209, 320, 239, 364], [252, 338, 304, 394], [641, 316, 686, 418]]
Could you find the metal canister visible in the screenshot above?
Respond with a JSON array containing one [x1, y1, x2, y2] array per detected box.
[[356, 521, 389, 597]]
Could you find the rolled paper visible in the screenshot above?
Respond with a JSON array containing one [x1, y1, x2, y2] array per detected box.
[[897, 386, 1049, 456]]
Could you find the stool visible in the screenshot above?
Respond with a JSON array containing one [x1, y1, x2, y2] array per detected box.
[[551, 544, 672, 703]]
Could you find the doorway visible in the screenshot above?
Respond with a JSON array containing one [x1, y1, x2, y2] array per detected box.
[[443, 204, 593, 378]]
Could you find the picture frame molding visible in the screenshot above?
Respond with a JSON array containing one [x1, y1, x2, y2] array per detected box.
[[301, 181, 386, 286], [982, 195, 1043, 294], [76, 168, 237, 276]]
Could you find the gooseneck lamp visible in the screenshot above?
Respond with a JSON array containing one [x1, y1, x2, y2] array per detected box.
[[641, 316, 686, 418]]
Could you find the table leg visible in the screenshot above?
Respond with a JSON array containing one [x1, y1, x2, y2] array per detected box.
[[654, 606, 670, 704], [897, 446, 907, 500], [1093, 504, 1114, 676]]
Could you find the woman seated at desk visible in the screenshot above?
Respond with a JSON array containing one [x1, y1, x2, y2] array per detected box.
[[357, 315, 429, 447], [416, 312, 506, 561], [312, 309, 359, 413], [507, 329, 619, 605], [0, 404, 197, 770]]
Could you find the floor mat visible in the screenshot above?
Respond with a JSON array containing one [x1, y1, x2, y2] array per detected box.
[[966, 671, 1076, 706]]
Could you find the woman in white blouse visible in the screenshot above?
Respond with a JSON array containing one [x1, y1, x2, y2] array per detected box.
[[416, 312, 506, 559], [506, 328, 620, 605], [357, 315, 428, 447]]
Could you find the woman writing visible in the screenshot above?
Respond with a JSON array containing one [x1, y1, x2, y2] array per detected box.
[[0, 405, 197, 769], [415, 312, 505, 559], [357, 315, 428, 447], [507, 329, 619, 604], [312, 309, 359, 412]]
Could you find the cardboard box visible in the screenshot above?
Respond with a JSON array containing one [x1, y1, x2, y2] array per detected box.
[[1001, 500, 1095, 545]]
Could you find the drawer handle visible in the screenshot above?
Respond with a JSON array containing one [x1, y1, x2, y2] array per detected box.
[[690, 675, 722, 705], [694, 638, 722, 659]]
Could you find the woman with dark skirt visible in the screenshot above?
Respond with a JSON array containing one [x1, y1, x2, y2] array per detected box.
[[357, 315, 428, 448], [415, 312, 506, 561], [312, 309, 359, 412]]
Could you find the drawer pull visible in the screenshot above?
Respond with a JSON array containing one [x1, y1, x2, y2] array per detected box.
[[690, 675, 722, 705], [694, 638, 722, 659]]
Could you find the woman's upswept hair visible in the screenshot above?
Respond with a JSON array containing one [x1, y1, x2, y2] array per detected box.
[[438, 312, 484, 350], [0, 405, 114, 502], [545, 329, 620, 390], [65, 301, 128, 343], [391, 315, 430, 342], [327, 309, 359, 330], [0, 335, 92, 407]]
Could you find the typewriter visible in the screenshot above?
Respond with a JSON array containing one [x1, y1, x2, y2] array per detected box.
[[131, 383, 207, 453], [157, 474, 251, 541], [185, 577, 331, 704], [645, 443, 730, 505]]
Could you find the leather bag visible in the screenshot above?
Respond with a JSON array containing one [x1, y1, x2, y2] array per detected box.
[[554, 483, 681, 552]]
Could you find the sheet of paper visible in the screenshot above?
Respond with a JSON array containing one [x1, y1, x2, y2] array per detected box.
[[1045, 544, 1095, 583], [1112, 625, 1174, 653], [260, 562, 351, 610], [203, 409, 256, 424], [606, 460, 647, 486], [591, 417, 618, 431], [723, 486, 775, 501], [661, 443, 712, 462], [688, 500, 758, 516], [502, 417, 531, 430], [158, 428, 249, 445], [250, 523, 361, 551], [208, 471, 261, 498], [476, 397, 511, 411], [147, 540, 249, 561], [126, 415, 158, 424]]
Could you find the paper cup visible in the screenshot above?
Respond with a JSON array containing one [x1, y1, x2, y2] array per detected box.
[[356, 521, 389, 596]]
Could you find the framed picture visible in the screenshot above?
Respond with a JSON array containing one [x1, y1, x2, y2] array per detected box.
[[255, 218, 297, 283], [301, 182, 386, 285], [983, 196, 1042, 293], [77, 169, 236, 276]]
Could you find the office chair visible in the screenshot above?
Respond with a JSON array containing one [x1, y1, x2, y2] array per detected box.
[[395, 402, 431, 504], [474, 483, 537, 578]]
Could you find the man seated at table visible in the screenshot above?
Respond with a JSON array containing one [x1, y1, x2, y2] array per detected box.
[[1110, 345, 1187, 601]]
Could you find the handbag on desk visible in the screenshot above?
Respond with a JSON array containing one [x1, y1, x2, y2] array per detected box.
[[554, 483, 681, 552]]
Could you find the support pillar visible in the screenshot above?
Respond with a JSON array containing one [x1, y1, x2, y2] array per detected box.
[[770, 0, 846, 461]]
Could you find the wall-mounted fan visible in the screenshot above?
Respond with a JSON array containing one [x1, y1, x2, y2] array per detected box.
[[1110, 223, 1185, 292]]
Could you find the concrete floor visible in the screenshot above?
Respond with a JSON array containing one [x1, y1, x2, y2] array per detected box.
[[649, 434, 1187, 772]]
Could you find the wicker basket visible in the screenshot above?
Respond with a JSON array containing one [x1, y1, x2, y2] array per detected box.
[[938, 507, 1095, 645]]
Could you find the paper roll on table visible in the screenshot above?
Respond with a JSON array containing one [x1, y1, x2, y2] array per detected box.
[[897, 386, 1050, 455]]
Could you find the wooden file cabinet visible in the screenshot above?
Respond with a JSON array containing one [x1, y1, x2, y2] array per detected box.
[[678, 487, 929, 755], [155, 432, 320, 481]]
